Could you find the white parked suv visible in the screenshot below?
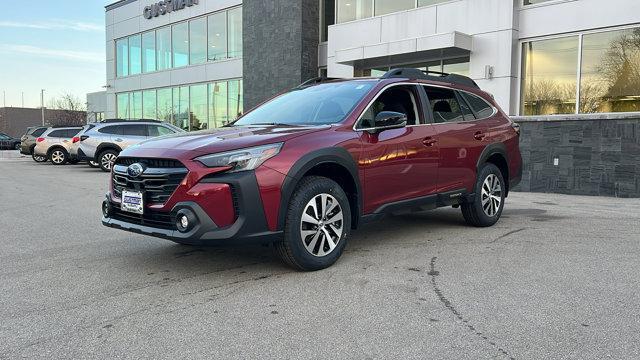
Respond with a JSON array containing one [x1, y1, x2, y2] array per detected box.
[[33, 127, 84, 165], [72, 120, 183, 172]]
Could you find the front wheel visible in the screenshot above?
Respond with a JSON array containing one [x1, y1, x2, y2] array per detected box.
[[98, 150, 118, 172], [461, 163, 505, 227], [274, 176, 351, 271]]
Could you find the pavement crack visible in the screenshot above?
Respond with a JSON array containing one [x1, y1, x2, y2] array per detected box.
[[428, 257, 515, 359], [490, 228, 527, 243]]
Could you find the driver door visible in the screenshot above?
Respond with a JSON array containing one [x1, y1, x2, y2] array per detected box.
[[357, 84, 439, 214]]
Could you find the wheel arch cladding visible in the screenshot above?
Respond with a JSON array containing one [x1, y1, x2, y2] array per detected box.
[[96, 143, 122, 157], [277, 147, 362, 231], [47, 145, 67, 156], [477, 143, 509, 195]]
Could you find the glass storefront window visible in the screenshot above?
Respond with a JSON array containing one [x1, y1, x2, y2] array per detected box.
[[521, 36, 579, 115], [208, 12, 227, 61], [142, 90, 157, 119], [129, 34, 142, 75], [173, 86, 190, 130], [320, 0, 335, 42], [190, 84, 208, 130], [117, 93, 129, 119], [337, 0, 373, 23], [142, 31, 156, 73], [580, 28, 640, 113], [374, 0, 414, 16], [228, 7, 243, 59], [228, 80, 243, 120], [156, 26, 171, 71], [443, 57, 470, 76], [418, 0, 450, 7], [156, 88, 173, 123], [172, 23, 189, 67], [130, 91, 143, 119], [209, 82, 228, 128], [116, 38, 128, 77], [190, 18, 207, 65]]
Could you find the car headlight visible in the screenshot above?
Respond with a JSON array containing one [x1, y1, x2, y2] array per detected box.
[[195, 143, 283, 172]]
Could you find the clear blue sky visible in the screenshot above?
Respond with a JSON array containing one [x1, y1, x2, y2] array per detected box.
[[0, 0, 112, 108]]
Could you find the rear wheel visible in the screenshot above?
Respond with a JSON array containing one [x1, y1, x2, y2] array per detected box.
[[31, 148, 47, 163], [87, 160, 99, 168], [461, 163, 505, 227], [49, 148, 68, 165], [98, 150, 118, 172], [274, 176, 351, 271]]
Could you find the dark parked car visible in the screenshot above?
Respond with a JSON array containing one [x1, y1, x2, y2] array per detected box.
[[0, 132, 21, 150], [102, 68, 522, 271], [20, 126, 49, 162]]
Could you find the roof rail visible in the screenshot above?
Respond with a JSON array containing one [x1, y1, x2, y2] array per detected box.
[[99, 118, 162, 123], [381, 68, 479, 89], [298, 76, 343, 88], [50, 125, 83, 129]]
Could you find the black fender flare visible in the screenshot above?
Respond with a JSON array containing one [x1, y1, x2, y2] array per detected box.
[[95, 143, 122, 161], [276, 147, 362, 231], [476, 142, 510, 193], [46, 145, 69, 157]]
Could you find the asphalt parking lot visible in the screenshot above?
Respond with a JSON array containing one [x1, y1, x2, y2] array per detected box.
[[1, 152, 640, 359]]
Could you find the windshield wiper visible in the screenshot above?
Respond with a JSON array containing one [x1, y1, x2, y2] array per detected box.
[[246, 122, 293, 126]]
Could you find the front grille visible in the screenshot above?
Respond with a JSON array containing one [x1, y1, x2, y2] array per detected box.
[[110, 206, 175, 230], [112, 157, 188, 205]]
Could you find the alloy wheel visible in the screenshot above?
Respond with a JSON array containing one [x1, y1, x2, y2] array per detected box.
[[51, 150, 65, 164], [34, 155, 47, 162], [481, 174, 502, 217], [101, 153, 116, 170], [300, 193, 344, 257]]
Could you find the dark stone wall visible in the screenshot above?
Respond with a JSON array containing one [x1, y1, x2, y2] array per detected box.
[[243, 0, 319, 110], [513, 116, 640, 198]]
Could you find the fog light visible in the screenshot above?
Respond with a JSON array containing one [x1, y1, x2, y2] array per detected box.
[[102, 200, 110, 217], [175, 209, 197, 233]]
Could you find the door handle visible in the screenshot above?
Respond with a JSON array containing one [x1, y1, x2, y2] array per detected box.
[[422, 137, 438, 147], [474, 131, 486, 141]]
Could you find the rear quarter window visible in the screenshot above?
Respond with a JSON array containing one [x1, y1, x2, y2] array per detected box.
[[460, 92, 495, 119], [32, 128, 47, 137]]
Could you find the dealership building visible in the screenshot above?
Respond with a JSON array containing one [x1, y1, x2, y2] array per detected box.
[[104, 0, 640, 197]]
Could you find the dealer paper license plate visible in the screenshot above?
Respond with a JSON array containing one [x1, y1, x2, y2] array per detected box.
[[121, 190, 144, 214]]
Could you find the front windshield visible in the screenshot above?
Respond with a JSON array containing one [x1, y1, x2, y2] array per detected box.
[[233, 81, 375, 126]]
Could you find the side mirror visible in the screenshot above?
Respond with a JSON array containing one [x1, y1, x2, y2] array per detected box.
[[371, 111, 407, 133]]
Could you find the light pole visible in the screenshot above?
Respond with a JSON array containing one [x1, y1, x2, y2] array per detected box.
[[41, 89, 45, 126]]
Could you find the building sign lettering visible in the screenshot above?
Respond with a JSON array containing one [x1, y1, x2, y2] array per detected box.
[[143, 0, 199, 19]]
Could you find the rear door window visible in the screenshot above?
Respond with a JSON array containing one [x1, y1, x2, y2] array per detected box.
[[423, 86, 465, 123], [459, 92, 495, 119], [47, 130, 67, 138], [122, 124, 147, 136], [98, 125, 123, 135]]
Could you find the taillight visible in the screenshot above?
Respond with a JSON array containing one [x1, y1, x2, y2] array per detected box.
[[36, 137, 45, 142], [72, 136, 80, 143]]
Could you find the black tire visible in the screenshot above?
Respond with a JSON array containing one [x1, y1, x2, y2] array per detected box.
[[98, 149, 119, 172], [31, 148, 47, 163], [48, 148, 68, 165], [461, 163, 506, 227], [87, 160, 99, 168], [14, 143, 20, 150], [274, 176, 351, 271]]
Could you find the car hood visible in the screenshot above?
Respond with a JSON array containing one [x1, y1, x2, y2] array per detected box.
[[119, 124, 330, 159]]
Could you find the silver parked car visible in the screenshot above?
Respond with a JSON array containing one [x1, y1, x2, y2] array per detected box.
[[72, 120, 183, 172], [33, 127, 83, 165], [20, 126, 49, 162]]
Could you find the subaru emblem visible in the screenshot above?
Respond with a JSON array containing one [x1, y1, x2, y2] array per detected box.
[[127, 163, 145, 178]]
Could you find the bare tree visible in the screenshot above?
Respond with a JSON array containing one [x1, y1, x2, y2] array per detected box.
[[48, 93, 86, 111], [46, 92, 87, 126]]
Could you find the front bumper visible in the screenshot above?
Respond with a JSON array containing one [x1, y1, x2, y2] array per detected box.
[[101, 171, 283, 245]]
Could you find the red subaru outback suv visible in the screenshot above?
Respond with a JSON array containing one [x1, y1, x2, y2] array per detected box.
[[102, 68, 522, 271]]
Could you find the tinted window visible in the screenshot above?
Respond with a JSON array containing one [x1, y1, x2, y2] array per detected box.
[[48, 130, 67, 138], [0, 134, 9, 139], [122, 124, 147, 136], [456, 92, 476, 121], [148, 125, 175, 137], [32, 128, 47, 137], [460, 92, 494, 119], [358, 85, 420, 128], [65, 129, 81, 137], [423, 87, 465, 123], [98, 126, 122, 135]]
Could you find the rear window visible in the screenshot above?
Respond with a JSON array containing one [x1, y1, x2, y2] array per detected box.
[[98, 126, 122, 135], [32, 128, 47, 137]]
